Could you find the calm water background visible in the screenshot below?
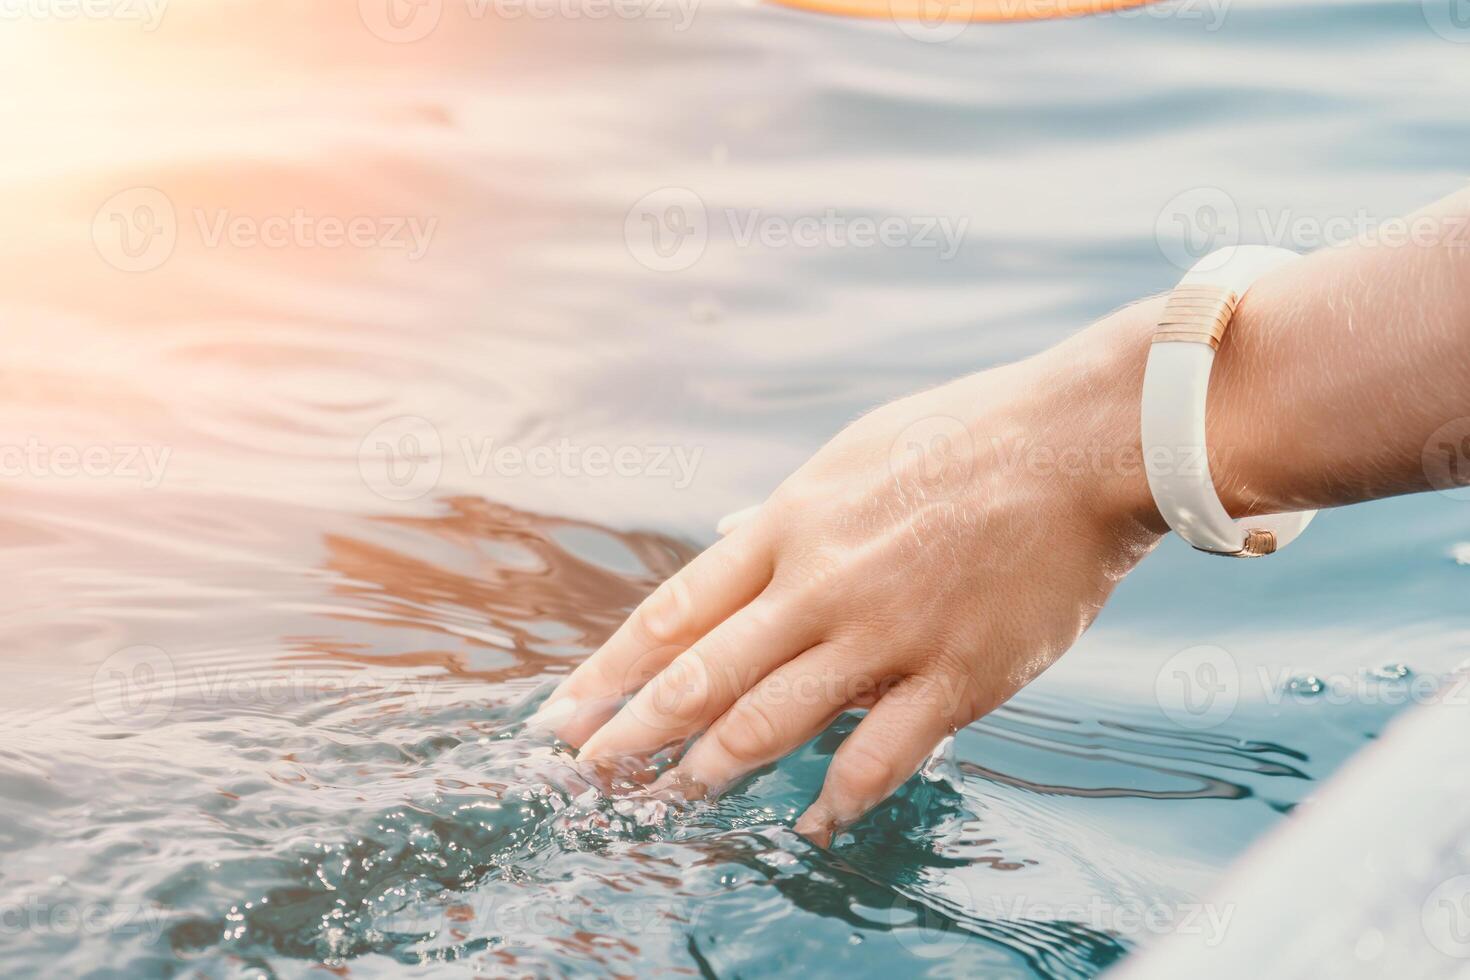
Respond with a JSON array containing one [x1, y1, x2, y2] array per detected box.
[[1, 0, 1468, 975]]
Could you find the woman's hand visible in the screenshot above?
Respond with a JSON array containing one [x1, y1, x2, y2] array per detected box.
[[531, 188, 1470, 845], [533, 303, 1167, 844]]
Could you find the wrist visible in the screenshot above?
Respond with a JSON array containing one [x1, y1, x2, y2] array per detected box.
[[1024, 296, 1172, 542], [981, 273, 1296, 550], [1057, 274, 1295, 543]]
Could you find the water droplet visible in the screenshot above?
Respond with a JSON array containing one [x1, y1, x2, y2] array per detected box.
[[1286, 675, 1324, 696], [1370, 663, 1411, 680]]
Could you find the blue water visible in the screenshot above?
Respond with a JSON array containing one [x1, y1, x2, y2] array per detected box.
[[1, 0, 1468, 975]]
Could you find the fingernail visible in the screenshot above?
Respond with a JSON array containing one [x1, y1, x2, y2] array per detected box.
[[650, 768, 710, 801], [794, 804, 838, 847], [527, 697, 577, 732], [577, 730, 609, 760], [715, 504, 759, 536]]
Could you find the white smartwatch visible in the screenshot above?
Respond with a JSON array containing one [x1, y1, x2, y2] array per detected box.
[[1140, 245, 1316, 557]]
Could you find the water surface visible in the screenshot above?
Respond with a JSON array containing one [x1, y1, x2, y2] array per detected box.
[[1, 1, 1468, 975]]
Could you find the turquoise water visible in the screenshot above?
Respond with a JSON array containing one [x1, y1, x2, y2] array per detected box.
[[1, 0, 1468, 975]]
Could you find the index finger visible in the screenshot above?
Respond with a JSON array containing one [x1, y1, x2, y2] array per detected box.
[[532, 521, 774, 745]]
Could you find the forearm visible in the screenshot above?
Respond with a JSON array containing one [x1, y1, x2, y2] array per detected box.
[[1072, 188, 1470, 534]]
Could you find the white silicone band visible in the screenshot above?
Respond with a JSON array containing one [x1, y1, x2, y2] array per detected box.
[[1140, 245, 1315, 557]]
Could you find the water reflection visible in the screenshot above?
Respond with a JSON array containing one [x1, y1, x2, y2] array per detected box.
[[0, 493, 1325, 976], [2, 0, 1469, 975]]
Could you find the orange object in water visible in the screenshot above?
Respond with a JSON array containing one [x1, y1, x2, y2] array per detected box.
[[766, 0, 1162, 24]]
